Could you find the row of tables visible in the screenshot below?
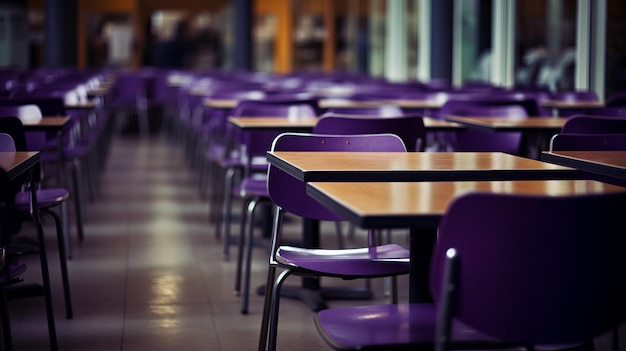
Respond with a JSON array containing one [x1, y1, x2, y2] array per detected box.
[[222, 110, 626, 309]]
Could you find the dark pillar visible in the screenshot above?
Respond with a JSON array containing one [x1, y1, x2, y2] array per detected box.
[[233, 0, 253, 71], [45, 0, 77, 67], [430, 0, 453, 81]]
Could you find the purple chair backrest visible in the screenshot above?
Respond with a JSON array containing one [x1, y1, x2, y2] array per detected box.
[[313, 114, 425, 151], [561, 115, 626, 134], [268, 133, 406, 221], [0, 116, 28, 151], [0, 133, 16, 152], [550, 90, 599, 102], [0, 104, 42, 124], [606, 92, 626, 107], [431, 191, 626, 345], [231, 98, 319, 118], [439, 98, 538, 116], [0, 105, 46, 151], [584, 107, 626, 117], [549, 133, 626, 151], [323, 105, 404, 117], [440, 102, 526, 154]]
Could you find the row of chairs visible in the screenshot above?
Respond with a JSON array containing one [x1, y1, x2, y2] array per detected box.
[[0, 68, 115, 351]]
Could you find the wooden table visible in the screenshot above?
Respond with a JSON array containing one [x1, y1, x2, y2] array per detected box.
[[0, 151, 58, 350], [228, 116, 464, 132], [266, 151, 580, 307], [443, 116, 568, 159], [267, 151, 580, 182], [64, 101, 96, 110], [541, 150, 626, 185], [306, 179, 626, 303], [22, 116, 72, 131], [540, 100, 605, 116], [206, 98, 446, 111]]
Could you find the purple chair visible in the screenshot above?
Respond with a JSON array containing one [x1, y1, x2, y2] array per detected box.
[[218, 99, 319, 262], [106, 70, 153, 138], [314, 114, 427, 152], [259, 133, 411, 351], [315, 191, 626, 351], [439, 101, 528, 154], [561, 115, 626, 134], [0, 118, 74, 320]]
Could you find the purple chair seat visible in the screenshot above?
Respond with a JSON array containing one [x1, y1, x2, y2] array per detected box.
[[14, 189, 69, 209], [277, 244, 409, 275], [316, 304, 502, 350]]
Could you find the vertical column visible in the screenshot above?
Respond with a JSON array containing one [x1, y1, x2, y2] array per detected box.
[[430, 0, 453, 82], [233, 0, 253, 71], [45, 0, 77, 67]]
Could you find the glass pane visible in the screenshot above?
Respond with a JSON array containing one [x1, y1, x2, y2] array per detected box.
[[253, 13, 276, 72], [458, 0, 492, 84], [292, 0, 325, 71], [515, 0, 577, 91], [606, 0, 626, 96], [148, 10, 225, 70], [86, 13, 134, 68], [368, 0, 385, 76]]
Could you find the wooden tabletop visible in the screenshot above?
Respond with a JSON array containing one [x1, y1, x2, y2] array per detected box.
[[444, 116, 568, 131], [228, 117, 318, 131], [540, 100, 605, 109], [64, 101, 96, 110], [228, 116, 463, 131], [207, 98, 446, 110], [21, 116, 72, 131], [541, 150, 626, 180], [0, 151, 40, 180], [307, 179, 626, 229], [267, 151, 580, 182]]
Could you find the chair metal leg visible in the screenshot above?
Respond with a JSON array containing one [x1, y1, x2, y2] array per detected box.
[[267, 268, 293, 351], [0, 282, 13, 351], [60, 201, 72, 258], [42, 209, 73, 319], [30, 195, 59, 351], [258, 265, 276, 351], [233, 199, 248, 297], [221, 166, 238, 260], [242, 197, 268, 315], [71, 161, 86, 244]]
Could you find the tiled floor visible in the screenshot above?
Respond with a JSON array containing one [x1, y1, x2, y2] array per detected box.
[[6, 132, 410, 350]]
